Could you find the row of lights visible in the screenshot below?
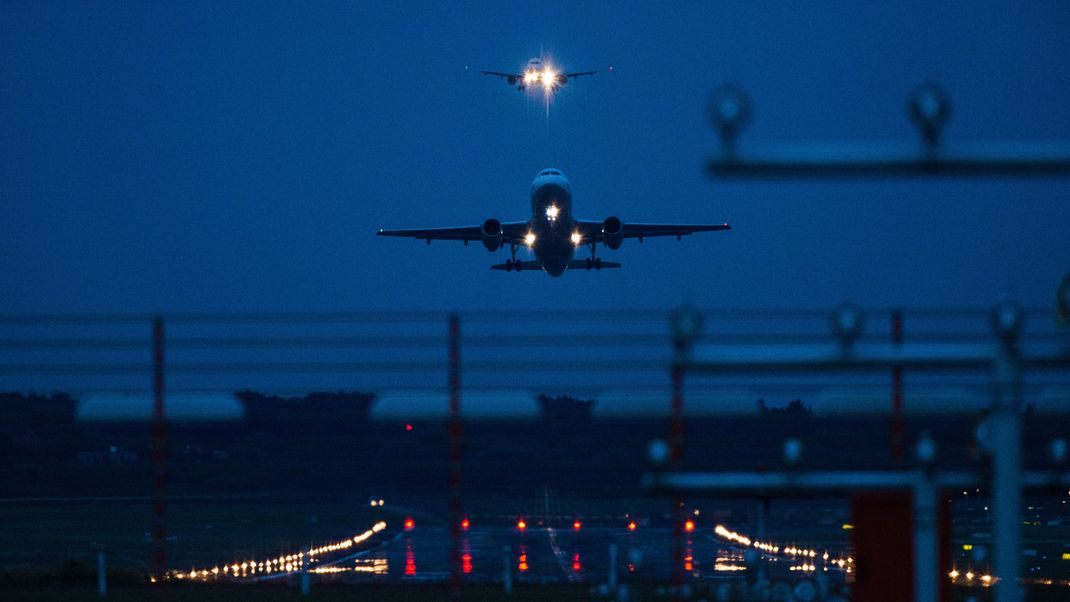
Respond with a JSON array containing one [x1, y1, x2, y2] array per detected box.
[[159, 521, 387, 582], [714, 524, 849, 572], [949, 569, 996, 586]]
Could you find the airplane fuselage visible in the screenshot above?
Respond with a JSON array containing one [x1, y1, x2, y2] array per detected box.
[[527, 170, 577, 277]]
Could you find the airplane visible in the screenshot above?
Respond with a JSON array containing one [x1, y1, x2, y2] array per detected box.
[[377, 169, 731, 277], [482, 57, 595, 92]]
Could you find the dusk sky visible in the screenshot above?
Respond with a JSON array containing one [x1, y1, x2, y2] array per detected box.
[[3, 2, 1069, 315]]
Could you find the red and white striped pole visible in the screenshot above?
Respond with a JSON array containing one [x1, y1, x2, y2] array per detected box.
[[670, 350, 686, 598], [448, 313, 463, 600]]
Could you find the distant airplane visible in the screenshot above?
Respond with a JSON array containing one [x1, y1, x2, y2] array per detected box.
[[377, 169, 731, 277], [482, 57, 595, 92]]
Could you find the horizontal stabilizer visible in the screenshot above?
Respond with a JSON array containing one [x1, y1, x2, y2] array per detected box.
[[568, 259, 621, 270], [491, 261, 542, 272], [490, 260, 621, 272]]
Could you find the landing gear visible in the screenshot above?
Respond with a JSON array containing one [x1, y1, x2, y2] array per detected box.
[[507, 242, 524, 273], [585, 242, 602, 270]]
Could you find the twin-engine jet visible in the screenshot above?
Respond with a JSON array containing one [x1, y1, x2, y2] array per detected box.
[[377, 169, 731, 277], [482, 57, 595, 92]]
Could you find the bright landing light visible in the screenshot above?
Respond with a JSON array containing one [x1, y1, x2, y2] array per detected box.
[[524, 71, 539, 85], [525, 232, 536, 246], [546, 205, 559, 221], [570, 232, 582, 246], [542, 69, 558, 90]]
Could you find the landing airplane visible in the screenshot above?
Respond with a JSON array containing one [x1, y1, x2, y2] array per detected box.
[[377, 169, 731, 277], [482, 57, 595, 92]]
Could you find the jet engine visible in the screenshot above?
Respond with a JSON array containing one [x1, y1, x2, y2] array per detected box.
[[481, 218, 503, 251], [555, 74, 568, 86], [507, 76, 517, 86], [602, 216, 623, 250]]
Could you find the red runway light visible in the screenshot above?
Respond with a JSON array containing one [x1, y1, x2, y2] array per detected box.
[[404, 518, 415, 531], [516, 518, 527, 531], [684, 520, 695, 533], [627, 520, 637, 531], [405, 424, 413, 431], [461, 518, 470, 531], [573, 520, 582, 531]]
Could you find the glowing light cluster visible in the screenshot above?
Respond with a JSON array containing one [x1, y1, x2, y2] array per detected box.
[[160, 521, 387, 582], [714, 524, 751, 547], [753, 541, 779, 554], [522, 67, 561, 91], [713, 523, 854, 573], [950, 568, 997, 586], [785, 546, 818, 558], [545, 204, 559, 221]]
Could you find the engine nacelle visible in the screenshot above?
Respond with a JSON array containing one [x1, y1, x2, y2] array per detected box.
[[507, 76, 517, 86], [481, 218, 503, 252], [602, 216, 623, 250], [555, 74, 568, 86]]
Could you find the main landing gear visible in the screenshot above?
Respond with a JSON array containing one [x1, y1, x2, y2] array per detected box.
[[584, 242, 603, 270], [504, 243, 522, 271]]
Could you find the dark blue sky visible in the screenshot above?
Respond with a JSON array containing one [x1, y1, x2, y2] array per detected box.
[[2, 2, 1068, 314]]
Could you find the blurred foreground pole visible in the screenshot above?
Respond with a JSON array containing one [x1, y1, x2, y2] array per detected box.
[[97, 545, 106, 597], [300, 543, 311, 595], [991, 303, 1024, 602], [502, 546, 513, 594], [608, 543, 618, 590], [151, 317, 167, 581], [892, 310, 904, 463], [448, 313, 463, 600], [669, 306, 701, 600]]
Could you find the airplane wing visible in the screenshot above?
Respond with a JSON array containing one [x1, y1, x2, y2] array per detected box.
[[377, 222, 529, 244], [564, 71, 596, 78], [481, 71, 521, 79], [575, 221, 731, 242]]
